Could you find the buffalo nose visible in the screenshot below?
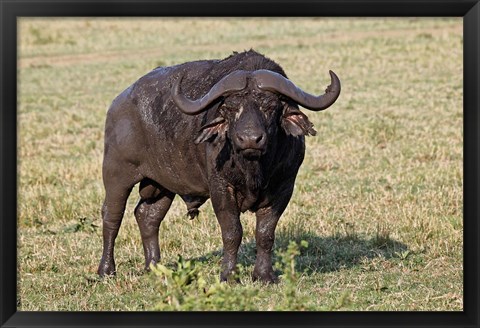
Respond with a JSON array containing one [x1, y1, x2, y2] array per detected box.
[[237, 131, 266, 149]]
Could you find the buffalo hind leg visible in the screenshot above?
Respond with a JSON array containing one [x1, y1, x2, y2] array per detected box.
[[98, 178, 138, 277], [134, 179, 175, 271]]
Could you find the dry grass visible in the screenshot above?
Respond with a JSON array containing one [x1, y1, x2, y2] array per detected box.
[[17, 17, 462, 311]]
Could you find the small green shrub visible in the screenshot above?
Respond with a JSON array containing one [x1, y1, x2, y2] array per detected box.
[[150, 256, 259, 311], [151, 241, 312, 311]]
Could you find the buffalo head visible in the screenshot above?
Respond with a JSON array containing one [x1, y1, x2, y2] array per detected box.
[[172, 69, 341, 159]]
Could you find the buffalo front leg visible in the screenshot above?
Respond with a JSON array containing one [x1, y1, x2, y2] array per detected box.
[[253, 181, 295, 283], [134, 180, 175, 271], [210, 185, 242, 282]]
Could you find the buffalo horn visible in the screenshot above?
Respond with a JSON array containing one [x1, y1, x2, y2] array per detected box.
[[172, 70, 249, 115], [252, 69, 341, 111]]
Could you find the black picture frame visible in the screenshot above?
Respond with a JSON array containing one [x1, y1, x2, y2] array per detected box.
[[1, 0, 478, 327]]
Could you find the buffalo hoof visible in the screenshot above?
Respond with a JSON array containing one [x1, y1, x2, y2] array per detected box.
[[144, 259, 159, 272], [252, 269, 279, 284], [97, 261, 116, 277], [220, 270, 240, 284]]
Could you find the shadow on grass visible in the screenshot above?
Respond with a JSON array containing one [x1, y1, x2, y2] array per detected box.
[[188, 229, 408, 274]]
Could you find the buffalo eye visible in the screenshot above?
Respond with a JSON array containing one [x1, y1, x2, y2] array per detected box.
[[220, 98, 242, 116], [218, 104, 229, 116], [258, 97, 278, 115], [218, 103, 237, 119]]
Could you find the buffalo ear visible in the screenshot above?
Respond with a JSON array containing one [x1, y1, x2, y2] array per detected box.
[[281, 106, 317, 137], [194, 116, 228, 144]]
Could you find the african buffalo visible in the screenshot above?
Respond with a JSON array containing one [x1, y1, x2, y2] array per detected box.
[[98, 50, 340, 283]]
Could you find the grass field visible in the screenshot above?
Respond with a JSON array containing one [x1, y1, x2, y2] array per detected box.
[[17, 17, 463, 311]]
